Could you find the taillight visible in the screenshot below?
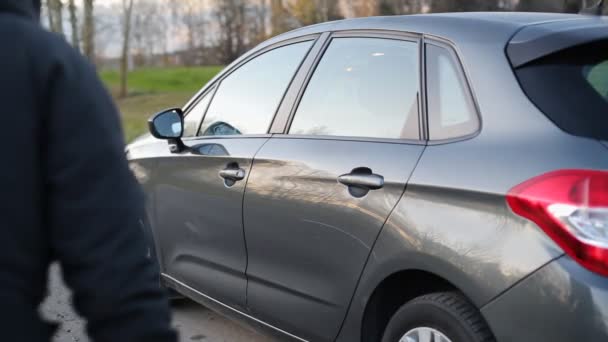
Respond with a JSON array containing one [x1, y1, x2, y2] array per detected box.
[[507, 169, 608, 276]]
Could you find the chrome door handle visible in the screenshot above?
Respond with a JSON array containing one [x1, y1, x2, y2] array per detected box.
[[219, 168, 246, 181], [338, 169, 384, 190]]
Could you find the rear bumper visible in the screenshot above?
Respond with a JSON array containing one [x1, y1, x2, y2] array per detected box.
[[481, 255, 608, 342]]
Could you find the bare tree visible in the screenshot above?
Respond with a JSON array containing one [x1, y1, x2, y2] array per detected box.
[[215, 0, 248, 64], [120, 0, 135, 98], [68, 0, 79, 51], [348, 0, 380, 17], [82, 0, 95, 62], [566, 0, 585, 12], [132, 0, 167, 67], [430, 0, 502, 12], [516, 0, 580, 12], [181, 0, 208, 65], [162, 0, 208, 66], [250, 0, 269, 43], [289, 0, 341, 25], [92, 14, 119, 63], [45, 0, 55, 30], [270, 0, 293, 35], [48, 0, 65, 37], [378, 0, 426, 14]]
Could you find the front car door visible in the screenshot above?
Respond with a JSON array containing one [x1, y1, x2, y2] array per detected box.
[[243, 32, 426, 341], [151, 38, 315, 310]]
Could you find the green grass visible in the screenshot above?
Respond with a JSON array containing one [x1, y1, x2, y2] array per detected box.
[[99, 66, 223, 142], [117, 92, 196, 142], [100, 66, 223, 94]]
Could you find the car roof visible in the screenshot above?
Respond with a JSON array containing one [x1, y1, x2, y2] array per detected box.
[[264, 12, 596, 48], [413, 11, 583, 24]]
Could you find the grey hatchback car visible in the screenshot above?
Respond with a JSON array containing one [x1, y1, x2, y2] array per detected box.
[[127, 12, 608, 342]]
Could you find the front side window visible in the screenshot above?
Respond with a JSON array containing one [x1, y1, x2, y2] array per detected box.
[[183, 88, 214, 137], [289, 37, 420, 140], [426, 44, 479, 140], [199, 41, 313, 136]]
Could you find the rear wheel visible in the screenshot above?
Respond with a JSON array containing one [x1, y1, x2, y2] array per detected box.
[[381, 292, 494, 342]]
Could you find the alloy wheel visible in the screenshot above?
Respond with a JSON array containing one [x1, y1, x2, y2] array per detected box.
[[400, 327, 453, 342]]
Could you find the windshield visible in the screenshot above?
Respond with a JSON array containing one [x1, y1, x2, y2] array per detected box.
[[515, 39, 608, 140]]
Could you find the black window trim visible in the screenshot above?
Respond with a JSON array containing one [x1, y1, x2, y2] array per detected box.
[[271, 29, 426, 146], [180, 85, 217, 139], [423, 35, 482, 145], [179, 31, 482, 145], [269, 32, 331, 133], [179, 34, 320, 142]]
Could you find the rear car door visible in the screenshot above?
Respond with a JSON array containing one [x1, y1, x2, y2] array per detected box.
[[152, 38, 314, 310], [243, 33, 426, 341]]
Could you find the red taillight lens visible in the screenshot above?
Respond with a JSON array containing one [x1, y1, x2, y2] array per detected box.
[[507, 169, 608, 276]]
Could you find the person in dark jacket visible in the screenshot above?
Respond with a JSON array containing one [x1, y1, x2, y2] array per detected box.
[[0, 0, 177, 341]]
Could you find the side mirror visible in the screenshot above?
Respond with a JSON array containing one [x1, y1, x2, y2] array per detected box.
[[148, 108, 184, 139], [148, 108, 186, 153]]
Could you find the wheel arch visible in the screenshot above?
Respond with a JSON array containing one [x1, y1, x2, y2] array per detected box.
[[336, 247, 499, 342], [360, 268, 475, 342]]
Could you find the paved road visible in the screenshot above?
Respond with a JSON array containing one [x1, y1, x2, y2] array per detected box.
[[41, 264, 277, 342]]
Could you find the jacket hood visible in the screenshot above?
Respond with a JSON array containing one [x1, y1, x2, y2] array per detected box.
[[0, 0, 40, 20]]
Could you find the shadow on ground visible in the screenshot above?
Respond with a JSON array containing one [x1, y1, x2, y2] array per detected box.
[[41, 264, 276, 342]]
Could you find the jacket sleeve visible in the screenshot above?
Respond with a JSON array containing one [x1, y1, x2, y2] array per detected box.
[[43, 44, 177, 342]]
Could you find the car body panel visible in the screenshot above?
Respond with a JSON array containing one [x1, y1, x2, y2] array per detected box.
[[243, 137, 425, 341], [336, 133, 608, 342], [162, 273, 306, 342], [481, 255, 608, 341], [333, 13, 608, 339], [507, 16, 608, 67], [124, 13, 608, 342], [147, 137, 269, 310]]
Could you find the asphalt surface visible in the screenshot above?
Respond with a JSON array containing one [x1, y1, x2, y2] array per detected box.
[[41, 264, 277, 342]]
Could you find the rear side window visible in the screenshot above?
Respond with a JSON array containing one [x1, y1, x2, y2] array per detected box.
[[426, 44, 479, 140], [199, 41, 313, 136], [289, 37, 420, 140], [586, 60, 608, 99], [516, 40, 608, 140]]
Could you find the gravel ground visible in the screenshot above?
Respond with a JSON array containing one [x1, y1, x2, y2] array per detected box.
[[41, 264, 277, 342]]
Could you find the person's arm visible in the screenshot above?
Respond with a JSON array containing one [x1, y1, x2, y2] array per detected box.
[[43, 44, 176, 342]]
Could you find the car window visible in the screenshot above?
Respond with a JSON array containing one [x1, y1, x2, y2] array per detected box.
[[426, 44, 479, 140], [289, 37, 420, 140], [585, 60, 608, 101], [199, 41, 313, 136], [183, 88, 214, 137], [515, 39, 608, 141]]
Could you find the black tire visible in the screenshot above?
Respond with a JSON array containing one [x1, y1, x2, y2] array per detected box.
[[381, 292, 494, 342]]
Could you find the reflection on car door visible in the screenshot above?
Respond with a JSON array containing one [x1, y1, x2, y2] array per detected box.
[[155, 137, 268, 309], [153, 39, 315, 310], [243, 35, 425, 341]]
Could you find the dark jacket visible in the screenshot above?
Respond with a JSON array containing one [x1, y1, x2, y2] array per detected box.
[[0, 1, 176, 341]]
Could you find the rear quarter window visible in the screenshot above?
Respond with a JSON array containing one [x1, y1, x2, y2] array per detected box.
[[515, 39, 608, 141], [426, 43, 479, 140], [586, 60, 608, 100]]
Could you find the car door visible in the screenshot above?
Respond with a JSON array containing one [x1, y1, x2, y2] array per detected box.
[[243, 33, 426, 341], [152, 38, 315, 310]]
